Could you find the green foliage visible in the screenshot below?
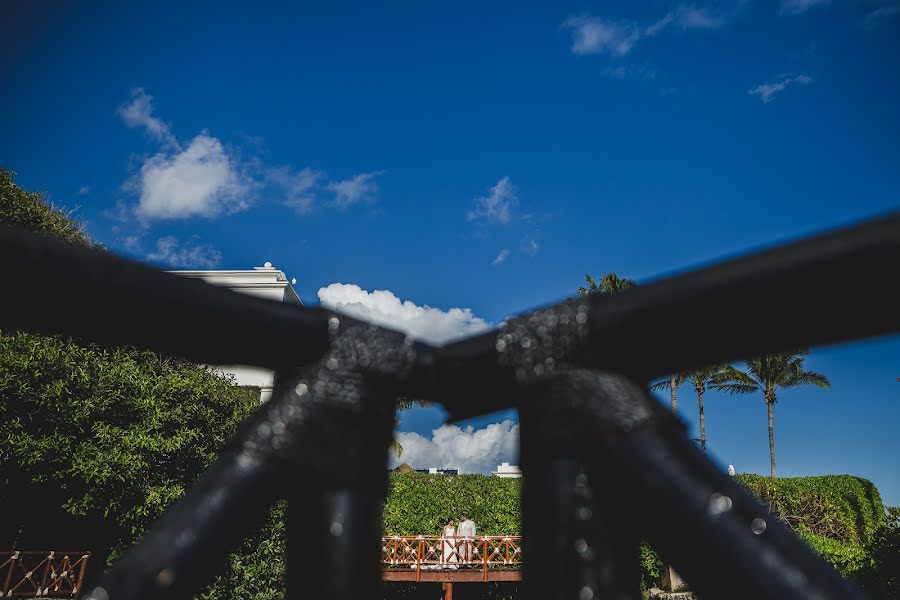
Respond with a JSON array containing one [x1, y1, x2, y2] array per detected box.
[[577, 272, 636, 296], [0, 168, 92, 247], [0, 330, 259, 555], [736, 474, 885, 546], [0, 170, 259, 569], [737, 474, 900, 597], [858, 506, 900, 599], [383, 473, 520, 536], [199, 504, 287, 600]]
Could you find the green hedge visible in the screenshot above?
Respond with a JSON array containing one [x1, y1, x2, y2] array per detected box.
[[198, 473, 897, 599], [383, 473, 520, 536], [735, 474, 885, 546], [735, 474, 897, 597]]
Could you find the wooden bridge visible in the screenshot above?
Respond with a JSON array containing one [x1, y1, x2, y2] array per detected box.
[[382, 535, 520, 598], [1, 551, 90, 598]]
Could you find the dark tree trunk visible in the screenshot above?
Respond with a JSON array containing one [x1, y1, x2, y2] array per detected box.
[[670, 375, 677, 414], [767, 398, 776, 478], [697, 385, 706, 454]]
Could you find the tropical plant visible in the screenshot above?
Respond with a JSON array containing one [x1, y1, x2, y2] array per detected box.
[[649, 373, 687, 415], [712, 352, 829, 477], [577, 272, 636, 296]]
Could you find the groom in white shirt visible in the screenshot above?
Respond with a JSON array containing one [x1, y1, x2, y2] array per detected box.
[[458, 513, 476, 565]]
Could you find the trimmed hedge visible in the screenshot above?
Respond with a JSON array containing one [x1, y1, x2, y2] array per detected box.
[[735, 474, 897, 597], [384, 473, 520, 536], [735, 474, 885, 546], [199, 473, 897, 599]]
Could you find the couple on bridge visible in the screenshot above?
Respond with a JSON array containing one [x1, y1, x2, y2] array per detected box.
[[440, 513, 476, 567]]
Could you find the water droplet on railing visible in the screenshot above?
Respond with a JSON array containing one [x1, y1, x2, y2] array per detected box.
[[751, 518, 767, 534], [156, 568, 175, 588], [708, 493, 733, 516]]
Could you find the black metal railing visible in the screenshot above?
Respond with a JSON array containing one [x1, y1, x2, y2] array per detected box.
[[3, 212, 900, 600]]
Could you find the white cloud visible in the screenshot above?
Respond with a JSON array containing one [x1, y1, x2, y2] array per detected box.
[[133, 133, 254, 221], [561, 15, 640, 56], [77, 185, 91, 196], [327, 171, 381, 208], [749, 74, 812, 103], [468, 177, 517, 224], [864, 3, 900, 28], [267, 166, 325, 215], [563, 5, 727, 58], [646, 4, 725, 36], [389, 420, 519, 475], [780, 0, 830, 15], [146, 236, 222, 268], [491, 249, 510, 267], [119, 88, 380, 222], [318, 283, 490, 344], [521, 236, 540, 257], [118, 88, 179, 148]]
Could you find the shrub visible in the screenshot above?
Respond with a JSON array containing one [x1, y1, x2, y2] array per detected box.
[[735, 474, 886, 546], [0, 168, 259, 582]]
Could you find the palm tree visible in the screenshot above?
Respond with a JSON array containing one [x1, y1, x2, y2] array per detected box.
[[712, 352, 829, 478], [392, 397, 425, 457], [650, 367, 723, 451], [649, 373, 687, 415], [685, 365, 726, 454], [577, 272, 637, 296]]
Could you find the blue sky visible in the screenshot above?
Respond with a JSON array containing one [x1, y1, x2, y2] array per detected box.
[[2, 1, 899, 502]]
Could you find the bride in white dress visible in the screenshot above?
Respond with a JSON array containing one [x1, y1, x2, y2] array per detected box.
[[441, 517, 458, 569]]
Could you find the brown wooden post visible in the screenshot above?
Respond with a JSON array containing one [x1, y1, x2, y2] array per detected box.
[[441, 581, 453, 600], [482, 538, 488, 583], [76, 554, 90, 597], [3, 553, 16, 596], [39, 552, 53, 597], [416, 539, 422, 583]]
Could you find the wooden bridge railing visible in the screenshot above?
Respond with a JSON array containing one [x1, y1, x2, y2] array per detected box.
[[382, 536, 521, 572], [1, 551, 90, 599]]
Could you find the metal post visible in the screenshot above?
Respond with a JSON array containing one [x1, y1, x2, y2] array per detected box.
[[519, 373, 643, 600]]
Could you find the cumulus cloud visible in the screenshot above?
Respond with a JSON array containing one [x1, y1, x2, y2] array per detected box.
[[145, 236, 222, 268], [468, 177, 517, 225], [561, 15, 640, 56], [318, 283, 490, 344], [327, 171, 381, 208], [749, 74, 812, 103], [118, 88, 179, 148], [133, 133, 254, 221], [389, 420, 519, 475], [119, 88, 380, 222], [780, 0, 830, 15], [491, 249, 510, 267]]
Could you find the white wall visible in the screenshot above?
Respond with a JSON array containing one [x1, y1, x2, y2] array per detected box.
[[171, 263, 301, 402]]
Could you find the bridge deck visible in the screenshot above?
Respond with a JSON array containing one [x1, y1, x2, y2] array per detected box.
[[381, 536, 521, 584]]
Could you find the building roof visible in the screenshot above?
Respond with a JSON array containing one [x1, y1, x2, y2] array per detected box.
[[170, 262, 302, 305]]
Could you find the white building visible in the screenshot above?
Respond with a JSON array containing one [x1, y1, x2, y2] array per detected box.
[[172, 262, 301, 402], [491, 462, 522, 478]]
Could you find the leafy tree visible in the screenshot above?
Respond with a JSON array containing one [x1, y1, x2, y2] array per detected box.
[[713, 352, 829, 477], [0, 168, 258, 578], [577, 272, 636, 296]]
